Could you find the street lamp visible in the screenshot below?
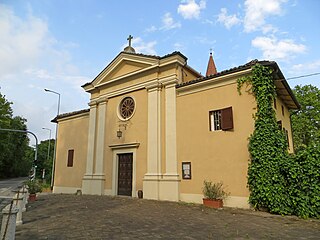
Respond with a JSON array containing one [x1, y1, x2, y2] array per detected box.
[[44, 88, 61, 190], [42, 127, 52, 181]]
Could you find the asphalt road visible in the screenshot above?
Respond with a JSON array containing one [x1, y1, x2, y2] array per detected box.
[[0, 177, 27, 197]]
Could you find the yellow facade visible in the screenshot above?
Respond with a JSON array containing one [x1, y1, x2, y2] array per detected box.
[[53, 48, 298, 209], [54, 112, 89, 193]]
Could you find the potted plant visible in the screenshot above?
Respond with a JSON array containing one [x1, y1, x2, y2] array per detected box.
[[25, 180, 42, 201], [202, 180, 228, 209]]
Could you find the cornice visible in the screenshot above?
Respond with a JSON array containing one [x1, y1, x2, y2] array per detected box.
[[159, 74, 178, 87], [109, 142, 140, 149]]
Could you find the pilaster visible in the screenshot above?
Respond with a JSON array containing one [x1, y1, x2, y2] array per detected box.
[[95, 98, 107, 174], [84, 100, 97, 175], [82, 98, 107, 195], [159, 77, 180, 201], [143, 81, 162, 200]]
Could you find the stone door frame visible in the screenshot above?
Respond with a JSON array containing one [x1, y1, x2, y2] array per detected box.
[[110, 143, 139, 197]]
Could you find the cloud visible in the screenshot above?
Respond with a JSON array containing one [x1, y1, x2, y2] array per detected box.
[[195, 36, 216, 45], [177, 0, 206, 19], [217, 8, 241, 29], [0, 4, 89, 143], [0, 4, 53, 77], [145, 25, 157, 33], [261, 24, 278, 34], [0, 4, 83, 84], [173, 42, 185, 52], [244, 0, 287, 32], [122, 37, 157, 55], [291, 60, 320, 73], [161, 12, 181, 30], [145, 13, 181, 32], [202, 19, 214, 25], [252, 36, 306, 61]]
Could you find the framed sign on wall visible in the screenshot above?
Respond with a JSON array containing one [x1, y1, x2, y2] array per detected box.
[[182, 162, 191, 180]]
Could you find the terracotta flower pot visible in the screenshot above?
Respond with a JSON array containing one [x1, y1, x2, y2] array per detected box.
[[28, 193, 37, 202], [203, 198, 223, 209]]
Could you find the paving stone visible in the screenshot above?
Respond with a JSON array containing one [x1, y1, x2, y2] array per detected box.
[[15, 194, 320, 239]]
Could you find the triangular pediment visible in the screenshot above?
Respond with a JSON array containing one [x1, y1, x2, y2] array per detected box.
[[102, 60, 152, 83], [91, 52, 158, 88]]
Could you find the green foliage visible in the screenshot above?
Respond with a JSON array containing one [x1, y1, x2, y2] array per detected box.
[[202, 180, 228, 200], [0, 93, 32, 178], [25, 179, 43, 194], [36, 139, 55, 182], [238, 64, 320, 218], [291, 85, 320, 151], [284, 147, 320, 218]]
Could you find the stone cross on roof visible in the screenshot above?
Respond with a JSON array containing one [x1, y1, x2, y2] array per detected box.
[[123, 35, 136, 53], [127, 35, 133, 47]]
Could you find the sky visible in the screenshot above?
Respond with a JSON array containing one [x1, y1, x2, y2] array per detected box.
[[1, 0, 320, 145]]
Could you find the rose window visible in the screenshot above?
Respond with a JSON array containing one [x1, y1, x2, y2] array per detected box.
[[119, 97, 135, 119]]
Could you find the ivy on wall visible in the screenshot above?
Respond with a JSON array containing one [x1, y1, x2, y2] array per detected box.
[[238, 64, 320, 218]]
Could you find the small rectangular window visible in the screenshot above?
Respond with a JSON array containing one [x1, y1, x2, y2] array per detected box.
[[67, 149, 74, 167], [281, 105, 285, 116], [209, 107, 233, 131], [283, 128, 290, 149]]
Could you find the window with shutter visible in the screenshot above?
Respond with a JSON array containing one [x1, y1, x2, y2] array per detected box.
[[209, 107, 233, 131], [67, 149, 74, 167]]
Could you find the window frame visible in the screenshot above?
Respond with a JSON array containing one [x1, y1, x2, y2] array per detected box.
[[209, 107, 233, 131], [67, 149, 74, 167], [118, 96, 136, 121]]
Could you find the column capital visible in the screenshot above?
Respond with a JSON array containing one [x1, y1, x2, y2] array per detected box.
[[88, 100, 98, 107], [97, 96, 108, 105], [159, 76, 178, 88], [145, 80, 161, 92]]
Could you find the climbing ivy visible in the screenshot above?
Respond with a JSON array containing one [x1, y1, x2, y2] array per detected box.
[[238, 64, 320, 218]]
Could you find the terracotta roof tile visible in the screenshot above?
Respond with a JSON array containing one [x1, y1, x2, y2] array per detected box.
[[52, 109, 90, 122], [177, 59, 260, 88]]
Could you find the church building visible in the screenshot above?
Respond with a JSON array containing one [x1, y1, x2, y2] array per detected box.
[[52, 36, 299, 208]]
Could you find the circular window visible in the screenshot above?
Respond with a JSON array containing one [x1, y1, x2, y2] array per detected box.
[[119, 97, 135, 120]]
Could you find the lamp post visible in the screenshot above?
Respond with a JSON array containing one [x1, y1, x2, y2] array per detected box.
[[44, 88, 60, 190], [42, 127, 52, 181]]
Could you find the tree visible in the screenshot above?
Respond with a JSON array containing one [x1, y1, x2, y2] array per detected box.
[[35, 139, 55, 182], [0, 93, 12, 174], [0, 93, 32, 178], [291, 85, 320, 151]]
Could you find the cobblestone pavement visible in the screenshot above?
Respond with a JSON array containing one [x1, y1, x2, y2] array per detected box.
[[15, 194, 320, 240]]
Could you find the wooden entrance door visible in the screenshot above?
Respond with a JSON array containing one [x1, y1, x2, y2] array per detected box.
[[117, 153, 133, 196]]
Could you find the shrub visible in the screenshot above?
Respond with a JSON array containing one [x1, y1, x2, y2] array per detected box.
[[202, 180, 228, 200], [25, 179, 42, 194]]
